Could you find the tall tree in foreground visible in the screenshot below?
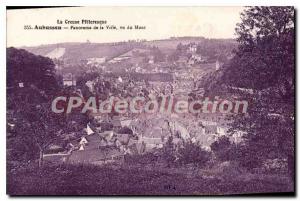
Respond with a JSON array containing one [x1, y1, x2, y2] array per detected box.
[[17, 102, 65, 167], [7, 48, 92, 167], [7, 47, 61, 94], [214, 7, 295, 177], [7, 48, 64, 167]]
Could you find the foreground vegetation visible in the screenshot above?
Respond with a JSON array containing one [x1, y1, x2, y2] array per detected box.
[[7, 162, 293, 196]]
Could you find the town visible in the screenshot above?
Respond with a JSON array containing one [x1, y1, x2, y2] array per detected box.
[[32, 37, 244, 165]]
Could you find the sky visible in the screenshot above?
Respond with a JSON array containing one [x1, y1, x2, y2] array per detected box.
[[7, 6, 244, 47]]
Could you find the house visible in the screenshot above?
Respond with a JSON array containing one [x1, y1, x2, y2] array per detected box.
[[138, 126, 168, 152], [114, 133, 131, 145], [46, 144, 64, 154], [164, 83, 173, 95], [108, 55, 131, 63], [188, 54, 205, 65], [117, 76, 123, 83], [85, 80, 94, 92], [177, 56, 188, 64], [18, 82, 24, 88], [168, 121, 190, 140], [216, 126, 227, 136], [87, 57, 106, 65], [204, 125, 218, 135], [108, 116, 123, 131], [63, 73, 76, 87], [188, 44, 197, 53], [78, 134, 103, 151], [46, 127, 132, 164], [79, 137, 88, 145], [120, 119, 132, 127], [189, 88, 205, 99], [63, 78, 76, 86], [148, 56, 155, 64], [232, 131, 245, 144], [216, 60, 224, 70], [86, 124, 95, 135], [124, 140, 145, 155], [99, 130, 114, 142]]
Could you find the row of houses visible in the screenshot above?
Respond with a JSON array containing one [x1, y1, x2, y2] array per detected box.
[[43, 112, 244, 164]]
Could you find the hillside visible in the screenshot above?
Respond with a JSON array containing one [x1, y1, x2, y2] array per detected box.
[[21, 42, 135, 63], [145, 37, 236, 54], [20, 37, 237, 62]]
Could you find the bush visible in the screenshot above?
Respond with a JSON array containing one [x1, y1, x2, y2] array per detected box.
[[210, 136, 232, 161], [210, 136, 247, 164], [177, 142, 211, 167], [160, 136, 176, 167]]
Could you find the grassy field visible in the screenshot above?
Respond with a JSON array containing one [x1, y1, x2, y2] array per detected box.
[[24, 42, 133, 62], [7, 163, 294, 196]]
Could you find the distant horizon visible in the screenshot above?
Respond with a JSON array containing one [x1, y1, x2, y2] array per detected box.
[[10, 36, 237, 48]]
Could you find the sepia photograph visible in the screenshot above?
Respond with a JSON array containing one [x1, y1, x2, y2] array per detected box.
[[6, 6, 295, 196]]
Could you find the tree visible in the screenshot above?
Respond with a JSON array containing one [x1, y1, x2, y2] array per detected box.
[[161, 136, 176, 167], [177, 142, 211, 167], [6, 48, 88, 167], [167, 51, 180, 62], [7, 47, 60, 94], [210, 136, 232, 161], [223, 7, 294, 90], [10, 100, 65, 167], [176, 43, 184, 51], [151, 47, 165, 62], [214, 7, 294, 177]]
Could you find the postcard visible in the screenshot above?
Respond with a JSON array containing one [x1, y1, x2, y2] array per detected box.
[[6, 6, 295, 195]]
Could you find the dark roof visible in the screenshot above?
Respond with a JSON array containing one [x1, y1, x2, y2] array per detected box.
[[117, 126, 133, 134], [111, 119, 122, 127], [69, 148, 122, 163], [205, 125, 217, 134], [116, 134, 131, 145], [85, 133, 103, 142]]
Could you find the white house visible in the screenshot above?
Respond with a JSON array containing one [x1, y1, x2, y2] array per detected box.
[[79, 137, 88, 145], [85, 81, 94, 92], [87, 57, 106, 65]]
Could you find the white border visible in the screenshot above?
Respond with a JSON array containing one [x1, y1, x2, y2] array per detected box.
[[1, 0, 298, 200]]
